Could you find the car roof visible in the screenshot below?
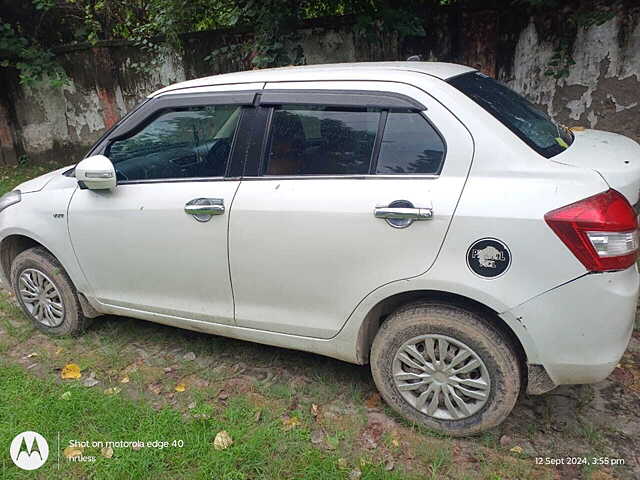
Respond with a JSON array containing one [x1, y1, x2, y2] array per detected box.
[[150, 62, 476, 97]]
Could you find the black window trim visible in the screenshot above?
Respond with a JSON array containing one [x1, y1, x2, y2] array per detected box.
[[257, 89, 426, 111]]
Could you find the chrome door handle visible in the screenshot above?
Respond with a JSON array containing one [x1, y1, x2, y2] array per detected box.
[[374, 207, 433, 220], [185, 198, 224, 222]]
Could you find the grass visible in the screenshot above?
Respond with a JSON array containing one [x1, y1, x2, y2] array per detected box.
[[0, 362, 406, 480], [0, 160, 69, 196]]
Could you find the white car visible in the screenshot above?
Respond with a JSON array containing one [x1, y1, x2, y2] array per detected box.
[[1, 62, 638, 435]]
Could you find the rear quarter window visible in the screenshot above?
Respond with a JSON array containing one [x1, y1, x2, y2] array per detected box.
[[449, 72, 573, 158]]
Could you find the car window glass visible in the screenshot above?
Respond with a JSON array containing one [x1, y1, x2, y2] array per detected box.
[[265, 105, 379, 176], [449, 72, 573, 158], [376, 112, 445, 175], [107, 105, 241, 181]]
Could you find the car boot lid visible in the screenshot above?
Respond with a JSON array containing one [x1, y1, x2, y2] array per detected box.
[[552, 129, 640, 206]]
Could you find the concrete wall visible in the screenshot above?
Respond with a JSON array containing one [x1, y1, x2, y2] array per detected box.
[[0, 6, 638, 165]]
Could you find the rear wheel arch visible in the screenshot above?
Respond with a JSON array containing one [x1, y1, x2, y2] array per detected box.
[[356, 290, 527, 374]]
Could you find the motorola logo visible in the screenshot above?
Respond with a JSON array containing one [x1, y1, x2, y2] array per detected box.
[[9, 431, 49, 470]]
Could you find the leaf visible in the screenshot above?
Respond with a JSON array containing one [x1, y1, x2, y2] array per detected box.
[[310, 403, 320, 418], [365, 393, 382, 409], [175, 383, 187, 392], [282, 416, 301, 431], [148, 383, 162, 395], [101, 446, 113, 458], [61, 363, 82, 379], [60, 391, 71, 400], [120, 376, 130, 384], [213, 430, 233, 450], [510, 445, 524, 454], [104, 387, 121, 395], [83, 377, 99, 388], [63, 446, 83, 459]]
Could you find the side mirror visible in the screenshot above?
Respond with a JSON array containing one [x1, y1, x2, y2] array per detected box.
[[75, 155, 116, 190]]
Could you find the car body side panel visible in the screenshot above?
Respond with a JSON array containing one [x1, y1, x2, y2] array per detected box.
[[229, 80, 474, 339], [0, 174, 90, 293]]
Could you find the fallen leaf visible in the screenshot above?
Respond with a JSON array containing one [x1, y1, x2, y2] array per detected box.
[[337, 458, 348, 469], [132, 443, 142, 451], [510, 446, 524, 454], [390, 430, 401, 448], [254, 410, 262, 422], [60, 391, 72, 400], [349, 468, 362, 480], [188, 401, 196, 409], [63, 446, 83, 459], [326, 434, 339, 450], [384, 458, 395, 471], [83, 377, 99, 388], [120, 376, 130, 384], [61, 363, 82, 380], [282, 416, 301, 431], [218, 390, 229, 400], [183, 352, 196, 361], [175, 383, 186, 392], [148, 383, 162, 395], [310, 429, 324, 445], [310, 403, 320, 418], [213, 430, 233, 450], [104, 387, 121, 395], [25, 352, 38, 358], [55, 347, 64, 355], [365, 393, 382, 409], [100, 446, 113, 458]]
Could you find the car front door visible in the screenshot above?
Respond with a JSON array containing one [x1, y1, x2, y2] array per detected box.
[[68, 88, 259, 325], [228, 81, 474, 339]]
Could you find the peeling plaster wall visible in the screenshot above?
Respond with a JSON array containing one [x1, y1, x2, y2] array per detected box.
[[0, 7, 639, 164], [504, 13, 640, 142], [0, 45, 185, 164]]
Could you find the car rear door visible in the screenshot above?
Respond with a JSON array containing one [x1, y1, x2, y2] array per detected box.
[[67, 86, 262, 325], [228, 81, 474, 338]]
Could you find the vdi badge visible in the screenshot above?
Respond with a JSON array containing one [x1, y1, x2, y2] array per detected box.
[[10, 431, 49, 470]]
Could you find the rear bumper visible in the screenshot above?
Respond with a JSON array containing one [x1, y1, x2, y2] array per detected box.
[[502, 265, 638, 386]]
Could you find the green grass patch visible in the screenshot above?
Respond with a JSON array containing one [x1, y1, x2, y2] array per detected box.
[[0, 161, 69, 196], [0, 363, 408, 480]]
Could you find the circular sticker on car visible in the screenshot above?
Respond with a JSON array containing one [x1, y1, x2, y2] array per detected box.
[[466, 238, 511, 279]]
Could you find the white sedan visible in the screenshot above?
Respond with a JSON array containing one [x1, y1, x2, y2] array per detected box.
[[1, 62, 638, 435]]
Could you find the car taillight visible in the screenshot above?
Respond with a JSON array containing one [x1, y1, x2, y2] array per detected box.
[[544, 189, 639, 272]]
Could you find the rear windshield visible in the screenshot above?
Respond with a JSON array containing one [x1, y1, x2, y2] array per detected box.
[[449, 72, 573, 158]]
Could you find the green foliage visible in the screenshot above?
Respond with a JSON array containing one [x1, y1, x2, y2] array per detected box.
[[0, 0, 622, 87]]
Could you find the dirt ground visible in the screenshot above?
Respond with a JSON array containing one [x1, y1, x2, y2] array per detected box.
[[1, 285, 639, 479]]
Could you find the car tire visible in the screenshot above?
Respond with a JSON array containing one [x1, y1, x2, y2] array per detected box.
[[370, 302, 521, 436], [10, 247, 91, 336]]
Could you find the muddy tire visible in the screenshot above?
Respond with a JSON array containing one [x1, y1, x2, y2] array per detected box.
[[370, 302, 521, 436], [10, 247, 91, 336]]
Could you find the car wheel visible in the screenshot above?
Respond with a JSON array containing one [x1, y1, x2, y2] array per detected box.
[[370, 302, 521, 436], [10, 247, 91, 336]]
